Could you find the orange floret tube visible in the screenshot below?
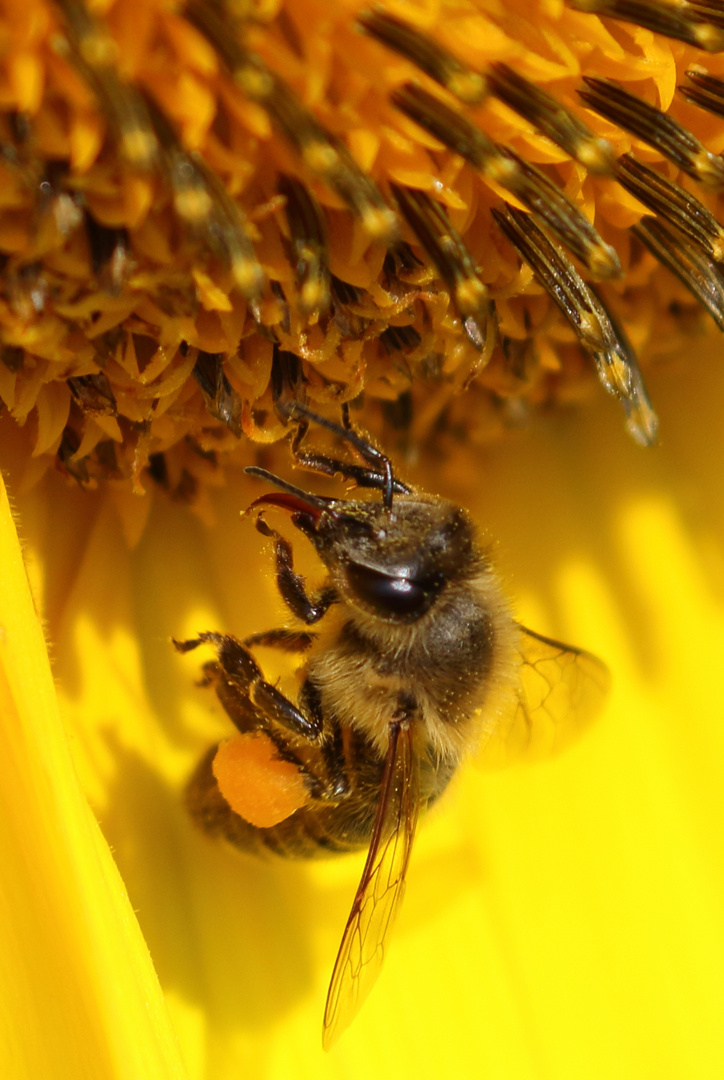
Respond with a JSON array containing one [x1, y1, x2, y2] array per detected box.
[[212, 732, 310, 829]]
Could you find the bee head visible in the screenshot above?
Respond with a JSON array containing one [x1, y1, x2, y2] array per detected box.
[[246, 468, 482, 623], [245, 404, 485, 623], [312, 496, 483, 623]]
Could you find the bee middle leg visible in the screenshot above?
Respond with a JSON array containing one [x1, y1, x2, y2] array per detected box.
[[174, 632, 322, 742], [243, 627, 316, 652], [176, 633, 346, 802]]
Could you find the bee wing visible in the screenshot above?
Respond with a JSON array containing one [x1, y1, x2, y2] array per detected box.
[[322, 720, 420, 1050], [480, 624, 610, 767]]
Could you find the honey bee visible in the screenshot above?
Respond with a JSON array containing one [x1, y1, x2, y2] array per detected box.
[[175, 404, 609, 1047]]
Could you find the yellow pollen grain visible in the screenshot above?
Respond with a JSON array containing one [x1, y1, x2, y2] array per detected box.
[[235, 66, 274, 101], [231, 257, 264, 296], [447, 72, 487, 105], [78, 31, 118, 69], [303, 141, 339, 174], [695, 25, 724, 53], [361, 205, 398, 241], [606, 352, 633, 398], [456, 278, 488, 311], [577, 138, 615, 175], [578, 311, 605, 350], [173, 186, 214, 224], [192, 268, 234, 311], [120, 129, 158, 169], [588, 242, 622, 280], [486, 154, 519, 185], [9, 53, 44, 114], [300, 278, 327, 312], [692, 151, 724, 188]]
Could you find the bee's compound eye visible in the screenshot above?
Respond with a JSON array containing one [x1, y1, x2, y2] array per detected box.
[[345, 563, 443, 619]]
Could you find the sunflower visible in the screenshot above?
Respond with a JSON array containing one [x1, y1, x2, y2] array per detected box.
[[2, 1, 724, 1078]]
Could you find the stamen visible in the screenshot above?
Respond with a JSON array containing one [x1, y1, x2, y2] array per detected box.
[[686, 2, 724, 40], [391, 184, 495, 355], [566, 0, 724, 52], [613, 154, 724, 262], [53, 0, 159, 170], [68, 373, 117, 417], [493, 203, 659, 446], [11, 0, 724, 478], [580, 76, 724, 189], [392, 83, 621, 279], [184, 0, 397, 241], [85, 218, 132, 296], [278, 176, 330, 318], [145, 99, 265, 299], [633, 216, 724, 331], [680, 69, 724, 119], [356, 8, 487, 105], [488, 64, 614, 174], [58, 428, 91, 485], [193, 352, 242, 437], [392, 82, 495, 165], [380, 325, 422, 355]]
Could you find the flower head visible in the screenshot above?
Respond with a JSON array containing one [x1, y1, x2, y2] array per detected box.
[[1, 0, 723, 491], [2, 2, 724, 1078]]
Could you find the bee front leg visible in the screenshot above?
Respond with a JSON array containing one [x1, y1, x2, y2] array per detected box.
[[255, 516, 337, 624], [292, 449, 407, 495]]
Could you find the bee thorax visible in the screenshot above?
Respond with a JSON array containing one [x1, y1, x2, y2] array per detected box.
[[308, 569, 519, 759]]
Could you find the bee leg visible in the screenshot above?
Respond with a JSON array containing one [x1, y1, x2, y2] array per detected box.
[[212, 678, 265, 737], [256, 725, 332, 801], [285, 401, 411, 506], [174, 632, 261, 683], [318, 713, 352, 799], [264, 679, 349, 802], [175, 632, 323, 742], [194, 659, 223, 687], [243, 627, 316, 652], [293, 448, 412, 496], [236, 676, 340, 802], [255, 516, 337, 623], [288, 405, 412, 498], [250, 679, 323, 742]]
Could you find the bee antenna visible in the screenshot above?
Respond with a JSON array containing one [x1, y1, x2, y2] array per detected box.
[[244, 466, 333, 511], [280, 401, 399, 509]]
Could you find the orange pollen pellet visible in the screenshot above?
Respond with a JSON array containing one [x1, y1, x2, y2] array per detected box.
[[212, 732, 311, 828]]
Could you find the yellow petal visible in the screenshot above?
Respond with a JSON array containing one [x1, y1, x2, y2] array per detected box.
[[0, 472, 186, 1080], [4, 339, 724, 1077]]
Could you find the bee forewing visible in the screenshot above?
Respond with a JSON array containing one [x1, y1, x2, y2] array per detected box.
[[322, 721, 420, 1049], [479, 625, 610, 768]]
